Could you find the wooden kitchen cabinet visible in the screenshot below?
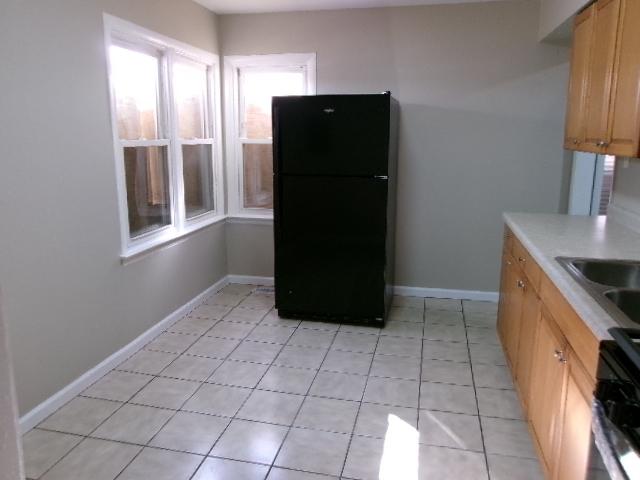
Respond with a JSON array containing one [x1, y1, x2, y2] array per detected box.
[[564, 5, 594, 150], [564, 0, 640, 157], [498, 227, 599, 479]]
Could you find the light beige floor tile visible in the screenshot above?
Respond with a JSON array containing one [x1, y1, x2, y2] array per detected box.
[[210, 419, 288, 464], [487, 454, 544, 480], [422, 340, 469, 363], [419, 382, 478, 415], [463, 300, 498, 315], [476, 387, 523, 420], [465, 312, 498, 328], [469, 343, 507, 366], [38, 397, 121, 436], [22, 429, 83, 479], [288, 329, 335, 349], [387, 306, 424, 323], [338, 323, 381, 335], [260, 310, 301, 327], [380, 321, 424, 338], [117, 350, 178, 375], [129, 377, 200, 410], [420, 359, 473, 386], [238, 294, 275, 310], [354, 403, 418, 439], [145, 332, 198, 354], [274, 345, 327, 369], [81, 371, 152, 402], [274, 428, 350, 477], [299, 320, 340, 332], [207, 359, 268, 388], [168, 317, 217, 336], [228, 340, 282, 363], [418, 409, 483, 451], [331, 332, 378, 353], [423, 324, 467, 342], [247, 325, 296, 344], [425, 310, 465, 326], [160, 355, 222, 382], [363, 377, 419, 408], [40, 438, 141, 480], [225, 307, 269, 324], [207, 321, 255, 340], [258, 365, 316, 395], [91, 404, 173, 444], [473, 364, 514, 389], [185, 336, 240, 359], [220, 284, 256, 296], [268, 467, 338, 479], [189, 303, 233, 320], [150, 411, 229, 455], [342, 435, 385, 480], [392, 295, 425, 308], [418, 445, 488, 480], [321, 350, 373, 375], [182, 383, 251, 417], [236, 389, 304, 426], [204, 292, 246, 307], [481, 417, 538, 459], [309, 371, 367, 401], [193, 457, 269, 480], [294, 396, 359, 434], [425, 298, 462, 312], [370, 354, 420, 380], [376, 336, 422, 357], [467, 326, 500, 345], [117, 447, 202, 480]]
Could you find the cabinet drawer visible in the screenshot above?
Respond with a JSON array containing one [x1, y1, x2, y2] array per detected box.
[[512, 237, 542, 292]]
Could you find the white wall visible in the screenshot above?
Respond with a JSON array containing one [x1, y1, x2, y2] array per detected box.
[[610, 158, 640, 225], [221, 1, 572, 291], [0, 0, 225, 414], [539, 0, 589, 42]]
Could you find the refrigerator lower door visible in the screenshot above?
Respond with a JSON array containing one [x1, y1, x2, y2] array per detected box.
[[275, 175, 388, 323]]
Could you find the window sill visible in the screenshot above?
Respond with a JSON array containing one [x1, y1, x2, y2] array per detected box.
[[226, 215, 273, 225], [120, 214, 226, 265]]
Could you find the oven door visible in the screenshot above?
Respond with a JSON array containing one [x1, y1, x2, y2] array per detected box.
[[588, 399, 640, 480]]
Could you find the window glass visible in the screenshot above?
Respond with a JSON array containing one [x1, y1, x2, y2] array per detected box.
[[123, 146, 171, 237], [239, 69, 305, 139], [243, 143, 273, 208], [174, 60, 208, 139], [110, 45, 161, 140], [182, 144, 214, 218]]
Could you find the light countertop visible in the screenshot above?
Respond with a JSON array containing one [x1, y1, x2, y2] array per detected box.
[[503, 212, 640, 340]]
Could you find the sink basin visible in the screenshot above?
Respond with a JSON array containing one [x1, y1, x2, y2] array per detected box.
[[570, 259, 640, 289], [604, 290, 640, 324]]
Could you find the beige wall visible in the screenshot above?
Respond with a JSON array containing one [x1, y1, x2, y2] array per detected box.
[[221, 2, 571, 291], [0, 0, 224, 414], [539, 0, 589, 41]]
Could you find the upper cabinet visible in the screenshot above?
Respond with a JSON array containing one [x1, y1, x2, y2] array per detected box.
[[564, 0, 640, 157]]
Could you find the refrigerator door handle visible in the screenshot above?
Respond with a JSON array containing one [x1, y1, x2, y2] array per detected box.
[[374, 176, 388, 180]]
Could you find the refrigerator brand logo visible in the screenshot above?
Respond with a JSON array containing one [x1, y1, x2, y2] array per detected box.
[[323, 108, 335, 114]]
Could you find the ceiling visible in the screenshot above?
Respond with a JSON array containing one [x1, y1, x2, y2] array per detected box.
[[195, 0, 506, 15]]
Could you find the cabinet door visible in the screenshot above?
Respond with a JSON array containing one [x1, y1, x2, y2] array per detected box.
[[504, 270, 526, 368], [497, 253, 514, 346], [515, 284, 540, 411], [554, 352, 593, 480], [565, 5, 595, 150], [528, 310, 568, 473], [606, 0, 640, 157], [498, 255, 524, 368], [583, 0, 621, 151]]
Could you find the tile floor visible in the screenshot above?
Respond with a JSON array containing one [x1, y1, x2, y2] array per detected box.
[[22, 284, 544, 480]]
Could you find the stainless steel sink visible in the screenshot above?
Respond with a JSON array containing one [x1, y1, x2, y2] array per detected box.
[[557, 257, 640, 328]]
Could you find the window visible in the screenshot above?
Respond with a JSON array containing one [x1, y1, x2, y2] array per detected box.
[[224, 53, 316, 218], [104, 15, 223, 257]]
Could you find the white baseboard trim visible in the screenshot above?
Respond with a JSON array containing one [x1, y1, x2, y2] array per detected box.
[[393, 285, 499, 302], [19, 275, 229, 433], [227, 275, 274, 286]]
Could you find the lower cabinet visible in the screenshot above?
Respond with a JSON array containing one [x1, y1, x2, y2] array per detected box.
[[498, 227, 596, 480]]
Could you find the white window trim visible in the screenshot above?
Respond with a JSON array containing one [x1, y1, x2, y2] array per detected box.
[[223, 53, 317, 220], [103, 14, 225, 259]]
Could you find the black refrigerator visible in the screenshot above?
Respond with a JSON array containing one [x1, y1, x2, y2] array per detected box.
[[272, 93, 398, 325]]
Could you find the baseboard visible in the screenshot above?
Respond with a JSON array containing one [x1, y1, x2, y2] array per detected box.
[[19, 275, 229, 433], [393, 285, 499, 302], [227, 275, 274, 286]]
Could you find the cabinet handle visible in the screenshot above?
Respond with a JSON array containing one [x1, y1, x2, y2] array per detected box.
[[553, 349, 567, 363], [573, 139, 580, 145], [517, 280, 525, 289], [596, 140, 610, 148], [518, 256, 526, 264]]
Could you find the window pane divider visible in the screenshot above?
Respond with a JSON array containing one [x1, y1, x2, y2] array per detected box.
[[239, 138, 273, 145], [120, 139, 170, 147], [180, 138, 214, 146]]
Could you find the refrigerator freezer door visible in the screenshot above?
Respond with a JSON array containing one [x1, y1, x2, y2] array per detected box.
[[274, 175, 388, 321], [273, 95, 390, 177]]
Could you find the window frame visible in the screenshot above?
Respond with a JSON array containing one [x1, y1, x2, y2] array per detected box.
[[223, 53, 316, 220], [103, 14, 225, 259]]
